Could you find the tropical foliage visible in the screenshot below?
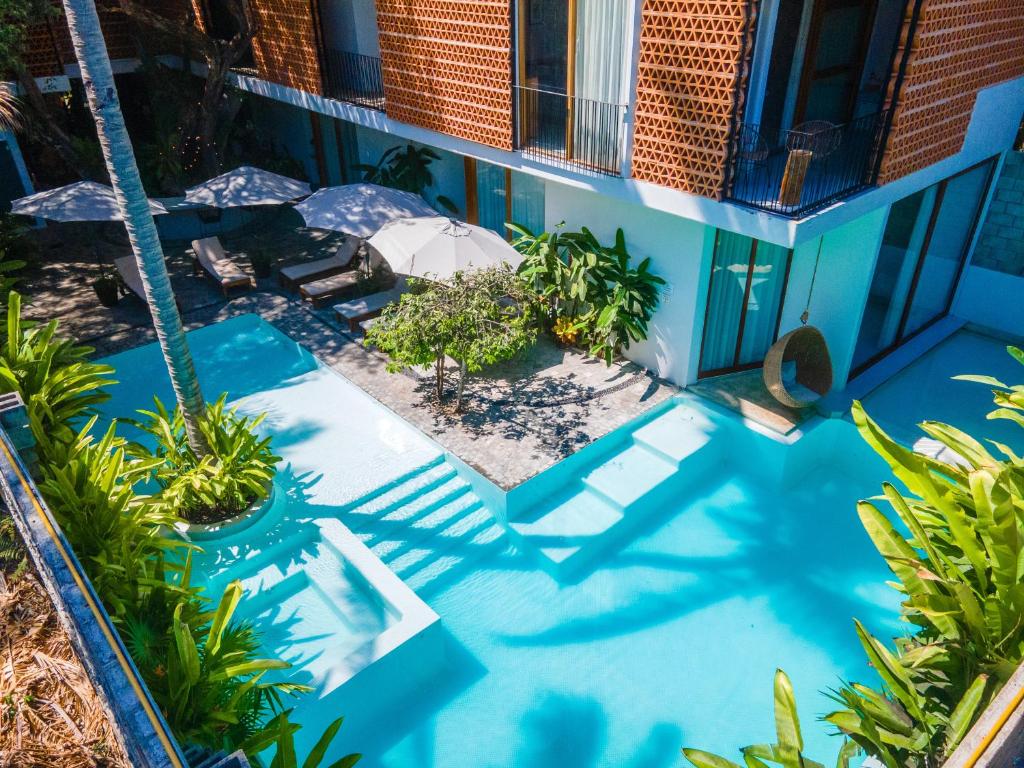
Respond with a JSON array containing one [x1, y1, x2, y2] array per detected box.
[[682, 347, 1024, 768], [366, 267, 536, 411], [357, 143, 457, 213], [0, 294, 355, 762], [130, 394, 280, 523], [684, 670, 859, 768], [0, 292, 114, 449], [508, 223, 664, 364]]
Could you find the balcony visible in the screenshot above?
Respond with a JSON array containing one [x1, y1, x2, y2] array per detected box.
[[514, 86, 626, 177], [323, 49, 385, 111], [724, 110, 890, 217]]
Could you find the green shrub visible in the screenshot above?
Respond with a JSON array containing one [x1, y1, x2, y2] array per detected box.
[[0, 292, 115, 453], [366, 268, 536, 411], [356, 143, 457, 213], [130, 393, 280, 523], [508, 224, 663, 363]]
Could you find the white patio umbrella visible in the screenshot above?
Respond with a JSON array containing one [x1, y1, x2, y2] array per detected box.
[[11, 180, 167, 221], [184, 166, 311, 208], [294, 183, 436, 238], [368, 216, 523, 280]]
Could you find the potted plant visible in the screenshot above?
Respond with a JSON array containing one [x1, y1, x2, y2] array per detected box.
[[250, 247, 275, 279], [93, 267, 120, 307]]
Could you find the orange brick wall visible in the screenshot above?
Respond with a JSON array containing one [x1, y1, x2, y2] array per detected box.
[[375, 0, 513, 150], [247, 0, 324, 94], [878, 0, 1024, 183], [22, 1, 195, 78], [630, 0, 758, 198]]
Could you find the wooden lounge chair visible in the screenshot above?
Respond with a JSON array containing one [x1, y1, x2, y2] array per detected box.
[[114, 255, 146, 302], [763, 326, 833, 409], [190, 237, 255, 297], [299, 270, 363, 308], [332, 277, 409, 332], [278, 236, 361, 291]]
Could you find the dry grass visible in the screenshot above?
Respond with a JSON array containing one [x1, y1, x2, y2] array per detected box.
[[0, 568, 130, 768]]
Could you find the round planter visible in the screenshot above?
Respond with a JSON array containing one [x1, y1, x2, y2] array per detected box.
[[175, 480, 281, 542]]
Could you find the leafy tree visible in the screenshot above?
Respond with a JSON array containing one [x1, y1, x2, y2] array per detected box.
[[366, 268, 536, 411], [106, 0, 258, 178]]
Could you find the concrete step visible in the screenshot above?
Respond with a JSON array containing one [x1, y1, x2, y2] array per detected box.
[[340, 460, 456, 531], [509, 487, 624, 568], [387, 503, 494, 579], [370, 488, 480, 561]]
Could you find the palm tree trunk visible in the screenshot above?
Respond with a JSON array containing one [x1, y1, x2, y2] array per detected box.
[[60, 0, 209, 455]]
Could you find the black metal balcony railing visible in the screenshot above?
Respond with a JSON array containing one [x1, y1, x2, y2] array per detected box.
[[514, 85, 627, 176], [324, 49, 385, 111], [725, 109, 891, 217]]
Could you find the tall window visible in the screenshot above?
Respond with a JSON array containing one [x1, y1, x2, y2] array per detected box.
[[699, 232, 793, 378], [466, 160, 545, 237], [851, 159, 996, 374]]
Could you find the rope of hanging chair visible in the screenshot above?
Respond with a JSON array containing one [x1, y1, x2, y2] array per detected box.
[[801, 237, 824, 326]]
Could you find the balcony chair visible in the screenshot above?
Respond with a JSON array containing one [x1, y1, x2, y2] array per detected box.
[[278, 236, 361, 291], [190, 237, 256, 297], [763, 325, 833, 409]]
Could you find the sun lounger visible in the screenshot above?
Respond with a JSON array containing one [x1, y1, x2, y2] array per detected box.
[[278, 236, 360, 291], [332, 277, 409, 332], [299, 270, 363, 307], [190, 237, 255, 297], [114, 255, 145, 302]]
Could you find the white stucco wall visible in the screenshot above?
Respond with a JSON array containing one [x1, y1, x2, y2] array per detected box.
[[320, 0, 381, 57], [954, 266, 1024, 335], [544, 182, 714, 386], [779, 206, 890, 388]]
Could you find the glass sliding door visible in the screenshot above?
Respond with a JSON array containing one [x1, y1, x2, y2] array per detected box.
[[902, 162, 993, 336], [851, 158, 996, 375], [699, 232, 793, 378], [469, 160, 546, 238]]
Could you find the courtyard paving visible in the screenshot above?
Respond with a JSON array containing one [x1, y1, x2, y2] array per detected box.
[[20, 220, 675, 490]]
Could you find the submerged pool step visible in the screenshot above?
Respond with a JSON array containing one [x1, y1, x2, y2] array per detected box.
[[368, 487, 480, 561], [340, 459, 457, 532], [385, 502, 496, 579], [506, 402, 724, 580], [403, 522, 509, 596]]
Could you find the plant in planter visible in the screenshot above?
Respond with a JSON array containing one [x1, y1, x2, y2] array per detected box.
[[249, 247, 275, 280], [130, 393, 280, 524], [93, 265, 121, 307]]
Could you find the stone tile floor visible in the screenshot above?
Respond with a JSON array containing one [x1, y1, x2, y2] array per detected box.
[[20, 221, 675, 490]]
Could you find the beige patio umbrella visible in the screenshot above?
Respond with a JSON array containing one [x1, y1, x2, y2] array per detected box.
[[368, 216, 523, 280]]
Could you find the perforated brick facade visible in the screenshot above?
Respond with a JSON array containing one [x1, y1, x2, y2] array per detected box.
[[629, 0, 757, 199], [374, 0, 513, 150], [248, 0, 324, 95], [878, 0, 1024, 183]]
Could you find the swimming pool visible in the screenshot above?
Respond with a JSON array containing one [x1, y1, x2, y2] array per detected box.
[[861, 328, 1023, 453], [99, 315, 902, 767]]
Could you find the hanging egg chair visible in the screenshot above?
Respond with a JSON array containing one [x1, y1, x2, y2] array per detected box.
[[762, 237, 832, 409], [763, 325, 833, 409]]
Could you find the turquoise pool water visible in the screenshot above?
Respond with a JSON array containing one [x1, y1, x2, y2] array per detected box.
[[98, 315, 904, 767], [862, 328, 1023, 452]]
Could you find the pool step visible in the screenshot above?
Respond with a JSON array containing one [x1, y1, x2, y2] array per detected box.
[[507, 403, 722, 580], [340, 459, 457, 532], [367, 487, 480, 561], [387, 504, 504, 585]]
